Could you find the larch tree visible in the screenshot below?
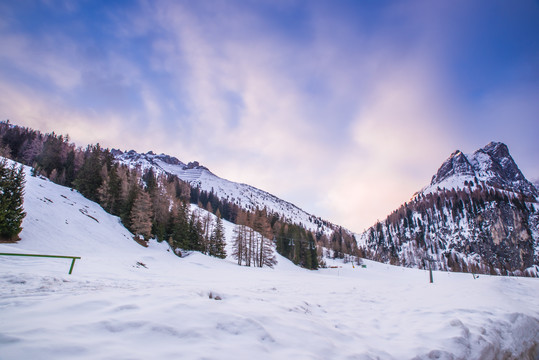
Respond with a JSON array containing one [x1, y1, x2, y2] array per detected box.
[[232, 211, 248, 265], [253, 209, 276, 268], [129, 188, 153, 240]]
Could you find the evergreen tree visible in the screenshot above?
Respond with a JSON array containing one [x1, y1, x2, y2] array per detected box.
[[170, 202, 190, 253], [209, 209, 227, 258], [0, 160, 26, 240], [188, 213, 203, 251], [306, 231, 319, 270], [38, 133, 69, 179], [98, 164, 122, 215], [74, 145, 103, 201]]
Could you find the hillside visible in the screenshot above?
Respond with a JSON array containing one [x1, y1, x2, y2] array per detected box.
[[113, 149, 337, 235], [1, 160, 538, 359], [0, 122, 329, 269], [358, 142, 539, 277]]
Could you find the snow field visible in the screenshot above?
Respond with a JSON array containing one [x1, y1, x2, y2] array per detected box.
[[1, 163, 538, 359]]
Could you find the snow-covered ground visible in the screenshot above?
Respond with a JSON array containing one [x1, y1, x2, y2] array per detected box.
[[1, 163, 538, 359]]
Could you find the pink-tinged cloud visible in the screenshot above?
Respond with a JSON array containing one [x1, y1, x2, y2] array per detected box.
[[0, 0, 537, 232]]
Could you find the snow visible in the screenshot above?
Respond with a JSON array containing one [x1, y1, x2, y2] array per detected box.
[[1, 162, 539, 359], [421, 148, 538, 201], [114, 151, 335, 235]]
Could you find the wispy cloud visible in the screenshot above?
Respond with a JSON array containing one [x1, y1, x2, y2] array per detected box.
[[0, 0, 537, 232]]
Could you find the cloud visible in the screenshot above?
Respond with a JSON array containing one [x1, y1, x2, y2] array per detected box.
[[138, 1, 335, 192], [0, 1, 465, 232], [316, 53, 460, 231], [0, 33, 82, 90], [0, 0, 536, 234]]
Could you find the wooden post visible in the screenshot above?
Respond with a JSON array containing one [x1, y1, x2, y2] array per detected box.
[[424, 256, 434, 284]]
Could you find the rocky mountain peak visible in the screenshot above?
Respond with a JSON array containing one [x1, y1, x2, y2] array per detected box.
[[360, 141, 539, 277], [430, 149, 474, 185], [482, 141, 510, 159], [472, 142, 536, 197], [153, 153, 183, 166], [429, 142, 537, 198]]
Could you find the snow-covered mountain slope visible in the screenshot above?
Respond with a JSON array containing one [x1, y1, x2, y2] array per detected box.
[[0, 160, 285, 273], [113, 149, 335, 234], [421, 141, 537, 198], [2, 160, 539, 359], [358, 142, 539, 277]]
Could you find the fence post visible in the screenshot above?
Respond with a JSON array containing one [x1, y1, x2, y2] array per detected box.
[[0, 253, 81, 274], [69, 258, 77, 274]]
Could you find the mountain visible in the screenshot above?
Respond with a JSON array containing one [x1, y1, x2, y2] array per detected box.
[[2, 159, 538, 359], [2, 122, 536, 276], [423, 142, 537, 198], [358, 142, 539, 277], [112, 149, 337, 235], [0, 121, 355, 270]]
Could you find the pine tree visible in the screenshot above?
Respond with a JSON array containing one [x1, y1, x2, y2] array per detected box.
[[74, 144, 103, 201], [209, 209, 227, 258], [188, 212, 203, 251], [98, 164, 122, 215], [170, 202, 190, 253], [0, 160, 26, 241]]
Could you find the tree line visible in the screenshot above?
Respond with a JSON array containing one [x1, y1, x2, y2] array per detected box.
[[358, 184, 537, 275], [0, 120, 361, 269]]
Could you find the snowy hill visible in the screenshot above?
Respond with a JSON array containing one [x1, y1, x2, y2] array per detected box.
[[113, 149, 336, 234], [2, 159, 539, 359], [0, 160, 287, 273], [358, 142, 539, 277]]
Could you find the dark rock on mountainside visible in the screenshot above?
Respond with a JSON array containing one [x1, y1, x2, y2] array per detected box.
[[431, 150, 475, 184]]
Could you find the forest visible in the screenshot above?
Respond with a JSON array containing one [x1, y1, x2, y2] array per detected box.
[[0, 121, 361, 269]]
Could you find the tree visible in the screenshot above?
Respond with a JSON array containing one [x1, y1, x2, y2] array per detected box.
[[253, 209, 276, 268], [129, 188, 153, 240], [187, 212, 203, 251], [209, 209, 227, 258], [0, 160, 26, 240], [73, 144, 103, 201], [98, 164, 122, 215], [232, 212, 248, 265], [170, 202, 190, 253]]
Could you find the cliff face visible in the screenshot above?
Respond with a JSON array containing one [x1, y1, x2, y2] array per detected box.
[[359, 142, 539, 277], [459, 200, 534, 271]]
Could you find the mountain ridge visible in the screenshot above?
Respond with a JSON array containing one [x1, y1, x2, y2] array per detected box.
[[2, 122, 537, 276], [112, 148, 340, 236], [422, 141, 537, 198], [359, 141, 539, 277]]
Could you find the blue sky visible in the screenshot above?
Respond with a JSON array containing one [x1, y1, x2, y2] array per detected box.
[[1, 0, 538, 232]]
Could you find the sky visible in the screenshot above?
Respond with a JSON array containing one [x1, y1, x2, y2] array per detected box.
[[1, 0, 538, 233]]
